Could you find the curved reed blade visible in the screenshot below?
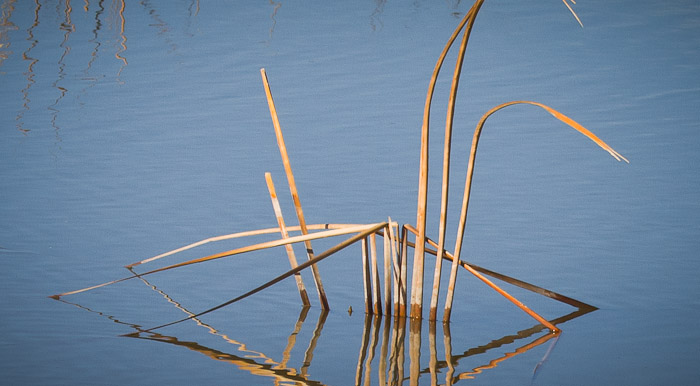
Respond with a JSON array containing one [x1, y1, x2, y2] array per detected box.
[[50, 223, 382, 299], [478, 101, 629, 163], [125, 223, 365, 268], [429, 0, 485, 322], [443, 99, 627, 320], [563, 0, 584, 28], [145, 222, 387, 332], [413, 0, 485, 320], [403, 224, 596, 310], [403, 224, 559, 332]]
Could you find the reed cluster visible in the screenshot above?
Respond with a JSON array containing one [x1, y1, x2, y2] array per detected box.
[[52, 0, 626, 335]]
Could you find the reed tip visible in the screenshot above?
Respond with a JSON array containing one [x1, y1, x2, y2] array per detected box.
[[48, 294, 60, 300]]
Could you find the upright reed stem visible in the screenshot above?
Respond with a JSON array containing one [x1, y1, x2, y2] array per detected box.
[[265, 172, 311, 307], [429, 0, 483, 321], [261, 68, 330, 310]]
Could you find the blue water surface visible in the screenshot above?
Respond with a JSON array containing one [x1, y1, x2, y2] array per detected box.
[[1, 1, 699, 385]]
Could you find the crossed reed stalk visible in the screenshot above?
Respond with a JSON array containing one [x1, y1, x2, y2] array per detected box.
[[51, 0, 625, 334]]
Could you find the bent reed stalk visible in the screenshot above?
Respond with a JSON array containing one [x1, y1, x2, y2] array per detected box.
[[145, 222, 388, 332], [265, 172, 311, 307], [412, 0, 484, 321], [53, 0, 623, 334], [443, 100, 627, 321], [261, 68, 330, 310], [50, 223, 385, 299]]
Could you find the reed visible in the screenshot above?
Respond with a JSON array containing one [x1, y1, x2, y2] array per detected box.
[[125, 223, 365, 268], [261, 68, 330, 310], [265, 172, 311, 306], [429, 0, 484, 322], [51, 223, 384, 299], [412, 0, 485, 321], [401, 224, 558, 332], [399, 226, 409, 316], [563, 0, 584, 28], [383, 222, 394, 315], [443, 100, 627, 321], [370, 233, 383, 315], [404, 223, 596, 309], [54, 0, 623, 336], [361, 237, 372, 313], [146, 222, 387, 332], [386, 220, 401, 315]]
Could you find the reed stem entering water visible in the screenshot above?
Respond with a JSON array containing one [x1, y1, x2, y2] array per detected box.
[[265, 172, 311, 307], [261, 68, 330, 310]]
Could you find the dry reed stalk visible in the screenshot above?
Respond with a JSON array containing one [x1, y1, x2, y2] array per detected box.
[[563, 0, 584, 28], [361, 237, 372, 314], [260, 68, 330, 310], [386, 220, 401, 315], [146, 222, 388, 331], [410, 226, 594, 308], [399, 227, 409, 316], [411, 0, 485, 320], [429, 1, 483, 322], [265, 172, 311, 306], [51, 223, 383, 299], [370, 233, 383, 315], [383, 225, 392, 315], [429, 321, 439, 386], [125, 223, 365, 268], [128, 272, 295, 374], [403, 225, 558, 331], [443, 100, 627, 321]]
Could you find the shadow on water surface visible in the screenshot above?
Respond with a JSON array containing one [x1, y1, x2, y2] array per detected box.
[[58, 273, 595, 385]]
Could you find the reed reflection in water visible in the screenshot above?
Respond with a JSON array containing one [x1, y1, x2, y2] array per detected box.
[[4, 0, 205, 133], [58, 270, 593, 386]]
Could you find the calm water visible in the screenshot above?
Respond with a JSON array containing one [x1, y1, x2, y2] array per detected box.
[[2, 1, 699, 385]]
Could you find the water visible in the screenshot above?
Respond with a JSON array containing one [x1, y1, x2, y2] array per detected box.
[[2, 0, 699, 385]]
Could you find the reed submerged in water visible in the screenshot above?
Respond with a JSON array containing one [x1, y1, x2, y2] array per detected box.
[[52, 0, 626, 335]]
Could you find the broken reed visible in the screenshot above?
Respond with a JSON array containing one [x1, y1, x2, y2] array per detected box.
[[261, 68, 330, 310]]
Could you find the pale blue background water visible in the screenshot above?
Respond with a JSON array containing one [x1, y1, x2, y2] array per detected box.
[[1, 1, 699, 385]]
